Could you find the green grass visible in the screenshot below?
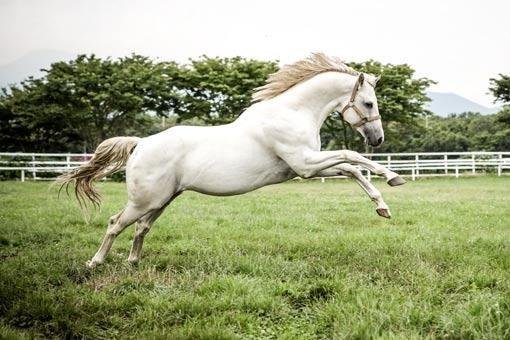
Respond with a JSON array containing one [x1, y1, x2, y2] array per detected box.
[[0, 177, 509, 339]]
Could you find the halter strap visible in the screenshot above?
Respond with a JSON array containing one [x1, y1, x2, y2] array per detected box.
[[339, 74, 381, 128]]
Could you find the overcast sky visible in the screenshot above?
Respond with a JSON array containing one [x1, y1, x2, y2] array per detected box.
[[1, 0, 509, 106]]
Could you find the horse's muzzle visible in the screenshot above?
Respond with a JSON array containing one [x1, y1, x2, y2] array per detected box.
[[364, 128, 384, 147]]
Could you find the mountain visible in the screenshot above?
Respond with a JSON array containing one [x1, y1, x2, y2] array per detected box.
[[426, 91, 500, 117], [0, 50, 76, 88]]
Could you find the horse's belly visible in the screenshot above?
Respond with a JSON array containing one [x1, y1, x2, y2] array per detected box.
[[182, 150, 294, 196]]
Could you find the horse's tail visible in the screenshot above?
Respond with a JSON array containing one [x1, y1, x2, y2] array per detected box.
[[57, 136, 140, 208]]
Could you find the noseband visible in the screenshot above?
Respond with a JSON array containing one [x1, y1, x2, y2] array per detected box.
[[339, 74, 381, 128]]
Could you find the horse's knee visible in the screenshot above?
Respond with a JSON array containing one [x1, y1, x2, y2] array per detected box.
[[108, 210, 124, 225], [342, 150, 360, 160], [298, 169, 316, 179], [106, 220, 128, 237], [134, 221, 151, 237], [135, 227, 149, 238], [106, 228, 121, 237]]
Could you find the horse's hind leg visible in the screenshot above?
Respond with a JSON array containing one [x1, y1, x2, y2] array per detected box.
[[86, 202, 148, 268], [127, 208, 164, 265], [127, 192, 181, 265]]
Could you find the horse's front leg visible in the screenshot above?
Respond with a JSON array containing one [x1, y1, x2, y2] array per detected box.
[[315, 164, 391, 218], [338, 150, 406, 186], [282, 149, 405, 186]]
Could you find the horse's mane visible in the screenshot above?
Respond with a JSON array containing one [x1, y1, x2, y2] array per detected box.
[[252, 52, 359, 102]]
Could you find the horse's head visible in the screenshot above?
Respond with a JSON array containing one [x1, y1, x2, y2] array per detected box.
[[339, 73, 383, 147]]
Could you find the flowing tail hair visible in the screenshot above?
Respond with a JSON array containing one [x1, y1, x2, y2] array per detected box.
[[57, 136, 140, 208]]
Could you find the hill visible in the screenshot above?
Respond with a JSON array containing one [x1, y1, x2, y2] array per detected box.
[[426, 91, 499, 116], [0, 50, 76, 87]]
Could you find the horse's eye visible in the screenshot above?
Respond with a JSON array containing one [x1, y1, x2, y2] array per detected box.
[[364, 101, 374, 109]]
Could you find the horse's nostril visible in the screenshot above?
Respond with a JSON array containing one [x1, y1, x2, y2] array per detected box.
[[377, 137, 383, 145]]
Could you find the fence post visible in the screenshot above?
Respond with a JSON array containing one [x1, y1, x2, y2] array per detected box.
[[455, 166, 459, 178], [387, 155, 391, 168], [66, 154, 71, 168], [415, 155, 419, 177], [321, 177, 325, 183], [21, 170, 25, 182], [471, 153, 475, 174], [498, 153, 502, 176], [444, 154, 448, 175], [31, 154, 36, 180], [367, 170, 372, 182], [411, 168, 416, 181]]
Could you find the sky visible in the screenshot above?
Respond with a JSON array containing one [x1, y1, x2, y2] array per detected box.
[[1, 0, 509, 107]]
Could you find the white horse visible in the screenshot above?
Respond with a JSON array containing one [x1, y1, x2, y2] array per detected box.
[[59, 53, 405, 268]]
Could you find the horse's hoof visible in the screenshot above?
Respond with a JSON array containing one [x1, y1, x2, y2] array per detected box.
[[376, 208, 391, 219], [127, 258, 139, 266], [387, 176, 406, 186], [86, 260, 100, 269]]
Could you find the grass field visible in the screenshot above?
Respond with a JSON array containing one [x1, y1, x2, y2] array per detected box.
[[0, 177, 509, 339]]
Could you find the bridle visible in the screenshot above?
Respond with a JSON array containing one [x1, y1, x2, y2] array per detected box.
[[338, 73, 381, 128]]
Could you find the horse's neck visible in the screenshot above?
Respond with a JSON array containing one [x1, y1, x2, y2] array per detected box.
[[273, 72, 356, 130]]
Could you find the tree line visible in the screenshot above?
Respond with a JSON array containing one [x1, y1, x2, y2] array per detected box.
[[0, 54, 508, 153]]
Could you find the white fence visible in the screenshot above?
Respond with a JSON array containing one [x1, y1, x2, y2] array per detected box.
[[0, 151, 509, 182]]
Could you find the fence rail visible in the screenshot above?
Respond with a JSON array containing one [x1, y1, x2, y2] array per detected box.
[[1, 151, 509, 182]]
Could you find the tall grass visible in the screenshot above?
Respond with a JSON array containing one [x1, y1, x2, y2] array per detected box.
[[0, 177, 509, 338]]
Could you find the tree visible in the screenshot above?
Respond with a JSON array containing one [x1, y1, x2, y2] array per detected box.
[[489, 73, 510, 131], [173, 56, 278, 125], [495, 106, 510, 125], [489, 73, 510, 104], [321, 61, 435, 152], [0, 54, 444, 154], [407, 112, 510, 152], [0, 54, 179, 152]]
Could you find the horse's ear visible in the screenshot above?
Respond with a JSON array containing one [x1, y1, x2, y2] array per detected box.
[[375, 75, 381, 84], [358, 73, 365, 87]]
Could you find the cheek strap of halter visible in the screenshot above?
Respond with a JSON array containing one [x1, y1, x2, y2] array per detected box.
[[339, 74, 381, 128]]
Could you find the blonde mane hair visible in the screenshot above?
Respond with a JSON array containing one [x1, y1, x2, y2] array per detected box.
[[252, 52, 359, 102]]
